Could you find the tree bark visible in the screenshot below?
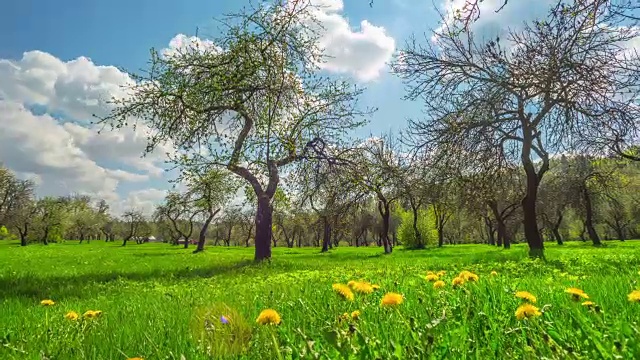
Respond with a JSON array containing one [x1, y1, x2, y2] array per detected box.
[[411, 202, 424, 249], [377, 200, 392, 254], [582, 186, 601, 246], [41, 227, 49, 245], [553, 210, 564, 245], [254, 195, 273, 261], [194, 209, 219, 253], [521, 168, 544, 257], [321, 215, 331, 253]]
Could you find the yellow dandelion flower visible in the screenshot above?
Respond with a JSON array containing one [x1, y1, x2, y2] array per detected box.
[[351, 310, 361, 320], [433, 280, 445, 289], [127, 358, 144, 360], [490, 271, 498, 276], [628, 290, 640, 302], [515, 291, 537, 303], [339, 312, 350, 321], [437, 270, 446, 277], [425, 274, 439, 282], [83, 310, 102, 319], [347, 280, 357, 288], [333, 283, 355, 301], [565, 287, 589, 301], [380, 292, 403, 307], [581, 301, 596, 308], [452, 276, 465, 287], [351, 282, 374, 294], [427, 271, 435, 276], [40, 299, 55, 306], [459, 271, 479, 282], [371, 284, 381, 291], [515, 303, 542, 320], [256, 309, 281, 325], [64, 311, 79, 321]]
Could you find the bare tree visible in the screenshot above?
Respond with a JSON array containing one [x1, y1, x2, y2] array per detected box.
[[347, 135, 402, 254], [121, 210, 149, 246], [393, 0, 640, 257], [156, 192, 202, 249], [297, 151, 366, 252]]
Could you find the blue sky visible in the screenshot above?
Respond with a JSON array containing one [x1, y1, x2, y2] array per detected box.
[[0, 0, 429, 132], [0, 0, 547, 213]]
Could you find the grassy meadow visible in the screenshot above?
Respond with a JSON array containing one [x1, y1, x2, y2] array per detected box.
[[2, 241, 640, 359]]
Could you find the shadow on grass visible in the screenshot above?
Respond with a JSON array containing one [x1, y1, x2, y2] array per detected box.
[[0, 259, 265, 301]]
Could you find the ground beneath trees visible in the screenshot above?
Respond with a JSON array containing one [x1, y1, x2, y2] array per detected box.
[[1, 241, 640, 359]]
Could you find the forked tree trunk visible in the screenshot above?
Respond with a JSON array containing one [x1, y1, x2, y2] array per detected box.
[[254, 195, 273, 261], [378, 200, 392, 254]]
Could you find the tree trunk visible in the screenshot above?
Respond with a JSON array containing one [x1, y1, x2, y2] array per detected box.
[[411, 203, 423, 249], [553, 210, 563, 245], [484, 216, 496, 245], [19, 230, 27, 246], [521, 169, 544, 257], [194, 209, 219, 253], [254, 195, 273, 261], [321, 216, 331, 252], [553, 228, 563, 245], [582, 186, 601, 246], [615, 224, 626, 241], [489, 203, 507, 248], [503, 231, 511, 249], [225, 224, 233, 246], [378, 200, 392, 254], [183, 236, 189, 249], [41, 227, 49, 245]]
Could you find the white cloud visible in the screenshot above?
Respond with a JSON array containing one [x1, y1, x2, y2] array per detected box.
[[309, 0, 396, 81], [0, 4, 395, 216], [162, 34, 221, 58], [0, 50, 171, 215], [0, 100, 125, 201], [115, 188, 168, 216], [161, 0, 395, 83]]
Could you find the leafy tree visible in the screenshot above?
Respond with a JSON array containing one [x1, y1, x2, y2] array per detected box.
[[183, 168, 239, 253], [296, 149, 366, 252], [34, 197, 68, 245], [98, 0, 369, 261]]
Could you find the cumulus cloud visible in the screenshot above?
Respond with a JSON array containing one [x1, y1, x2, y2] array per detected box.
[[309, 0, 396, 81], [0, 50, 170, 215], [162, 0, 395, 82], [114, 188, 169, 216], [0, 2, 394, 215]]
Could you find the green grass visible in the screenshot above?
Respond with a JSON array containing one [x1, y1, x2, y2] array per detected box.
[[1, 241, 640, 359]]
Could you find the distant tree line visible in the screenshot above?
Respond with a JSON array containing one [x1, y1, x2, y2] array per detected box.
[[3, 0, 640, 262]]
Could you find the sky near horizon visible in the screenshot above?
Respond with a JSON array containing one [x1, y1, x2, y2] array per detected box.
[[0, 0, 554, 215]]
